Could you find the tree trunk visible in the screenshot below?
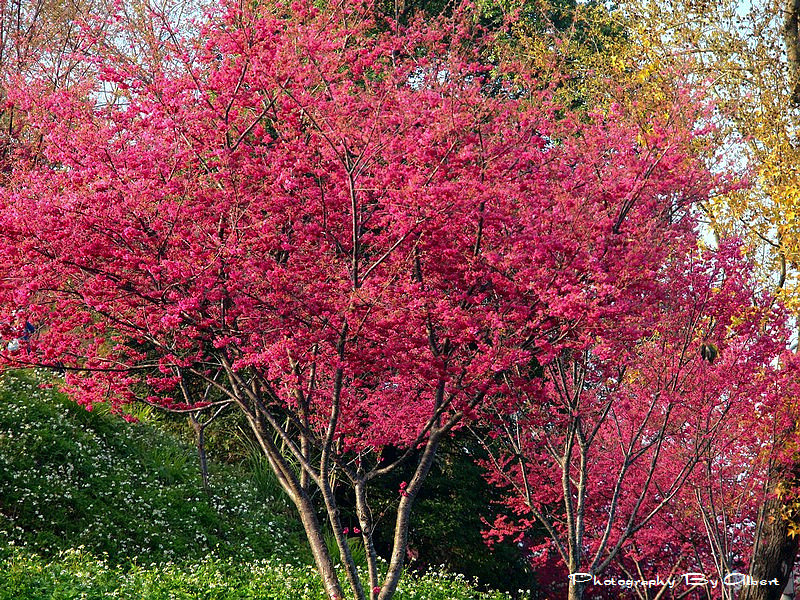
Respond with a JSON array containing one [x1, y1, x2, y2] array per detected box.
[[188, 415, 210, 492], [740, 495, 798, 600], [567, 580, 585, 600], [783, 0, 800, 105], [295, 491, 346, 600], [378, 429, 443, 600], [245, 407, 346, 600]]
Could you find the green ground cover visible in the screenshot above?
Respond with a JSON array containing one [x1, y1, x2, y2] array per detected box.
[[0, 547, 511, 600], [0, 370, 513, 599]]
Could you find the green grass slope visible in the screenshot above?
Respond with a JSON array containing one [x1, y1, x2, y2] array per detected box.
[[0, 369, 302, 565]]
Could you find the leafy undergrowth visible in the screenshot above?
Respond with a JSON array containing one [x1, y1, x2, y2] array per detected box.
[[0, 547, 512, 600], [0, 369, 303, 565], [0, 370, 514, 599]]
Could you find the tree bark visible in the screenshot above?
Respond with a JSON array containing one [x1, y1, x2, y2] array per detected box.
[[567, 580, 585, 600], [378, 429, 443, 600], [355, 480, 380, 600], [783, 0, 800, 105], [246, 406, 346, 600], [740, 494, 798, 600], [188, 414, 210, 492], [296, 492, 346, 600]]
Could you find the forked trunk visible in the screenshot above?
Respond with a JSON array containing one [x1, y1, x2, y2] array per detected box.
[[244, 408, 346, 600]]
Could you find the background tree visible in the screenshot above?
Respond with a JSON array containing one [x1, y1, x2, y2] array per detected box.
[[607, 1, 800, 597], [478, 204, 794, 599], [0, 0, 115, 175]]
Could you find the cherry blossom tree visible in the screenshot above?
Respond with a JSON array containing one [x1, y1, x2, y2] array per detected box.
[[479, 228, 796, 599], [0, 1, 752, 598]]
